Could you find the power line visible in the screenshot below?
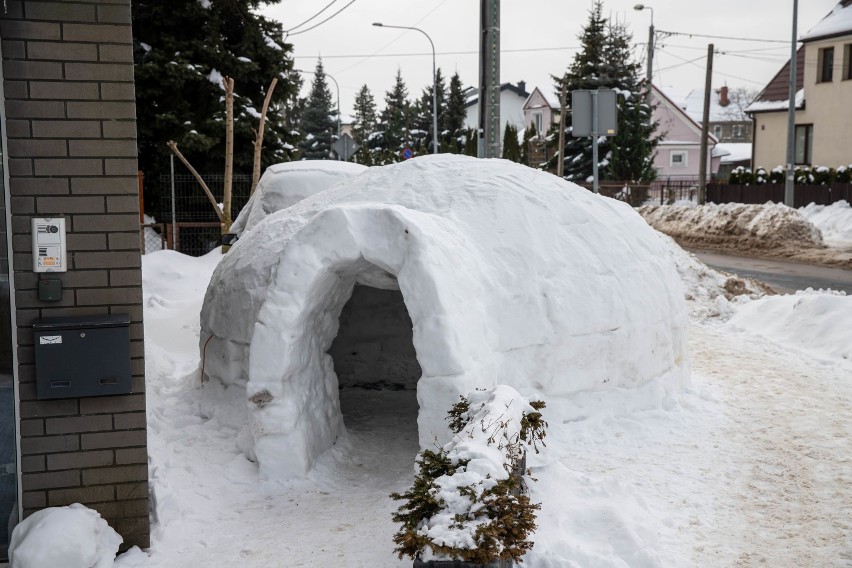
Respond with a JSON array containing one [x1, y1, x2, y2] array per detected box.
[[293, 46, 581, 60], [657, 48, 768, 85], [289, 0, 357, 36], [284, 0, 339, 34], [658, 29, 789, 44]]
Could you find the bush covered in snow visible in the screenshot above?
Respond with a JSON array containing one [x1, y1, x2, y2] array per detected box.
[[391, 386, 546, 564], [728, 164, 852, 185]]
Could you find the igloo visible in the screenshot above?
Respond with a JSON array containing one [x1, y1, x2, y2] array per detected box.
[[228, 160, 367, 236], [200, 155, 689, 479]]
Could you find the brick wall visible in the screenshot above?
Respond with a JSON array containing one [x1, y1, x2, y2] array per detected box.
[[0, 0, 149, 549]]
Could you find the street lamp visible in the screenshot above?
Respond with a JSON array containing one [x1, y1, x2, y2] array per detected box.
[[373, 22, 438, 154], [634, 4, 654, 86], [294, 67, 341, 159]]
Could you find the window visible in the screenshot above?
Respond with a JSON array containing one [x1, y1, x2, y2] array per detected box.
[[670, 151, 688, 168], [844, 44, 852, 80], [818, 46, 834, 83], [713, 125, 723, 139], [533, 112, 543, 136], [795, 124, 813, 165], [733, 124, 744, 139]]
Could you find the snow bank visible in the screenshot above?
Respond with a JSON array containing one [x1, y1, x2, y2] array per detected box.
[[201, 154, 690, 480], [639, 202, 824, 251], [799, 200, 852, 245], [9, 503, 122, 568], [726, 289, 852, 363], [229, 160, 366, 235]]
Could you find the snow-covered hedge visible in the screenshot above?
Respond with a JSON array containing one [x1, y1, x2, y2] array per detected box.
[[729, 164, 852, 185], [391, 386, 546, 564]]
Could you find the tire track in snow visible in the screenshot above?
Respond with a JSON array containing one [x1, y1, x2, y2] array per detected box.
[[689, 324, 852, 567]]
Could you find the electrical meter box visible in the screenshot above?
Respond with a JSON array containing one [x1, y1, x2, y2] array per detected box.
[[33, 314, 132, 400], [31, 217, 67, 273]]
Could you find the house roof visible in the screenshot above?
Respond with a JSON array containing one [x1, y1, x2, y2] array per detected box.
[[801, 0, 852, 43], [652, 84, 719, 145], [745, 46, 805, 113], [522, 86, 560, 111], [464, 81, 530, 107], [660, 86, 751, 123]]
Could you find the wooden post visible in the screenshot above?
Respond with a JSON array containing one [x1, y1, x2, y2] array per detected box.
[[222, 76, 235, 248], [557, 78, 567, 179], [698, 44, 714, 205]]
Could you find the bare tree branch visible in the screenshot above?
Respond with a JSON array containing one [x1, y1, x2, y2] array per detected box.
[[166, 140, 223, 222], [251, 77, 279, 194]]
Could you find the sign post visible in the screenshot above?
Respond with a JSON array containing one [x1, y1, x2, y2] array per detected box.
[[572, 89, 617, 194], [332, 133, 359, 162]]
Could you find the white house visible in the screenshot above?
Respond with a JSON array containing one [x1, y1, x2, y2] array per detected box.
[[463, 81, 530, 137]]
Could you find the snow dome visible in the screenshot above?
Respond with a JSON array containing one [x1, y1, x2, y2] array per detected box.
[[200, 155, 689, 479], [228, 160, 366, 236]]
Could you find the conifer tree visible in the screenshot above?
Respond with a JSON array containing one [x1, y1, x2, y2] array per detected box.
[[443, 72, 468, 154], [373, 69, 412, 164], [298, 59, 336, 160], [132, 0, 299, 209], [546, 1, 658, 185], [502, 124, 522, 163], [520, 123, 538, 167], [352, 84, 378, 165]]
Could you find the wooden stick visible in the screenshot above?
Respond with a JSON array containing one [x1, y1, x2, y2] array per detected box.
[[222, 76, 235, 234], [252, 77, 278, 194], [165, 140, 223, 222]]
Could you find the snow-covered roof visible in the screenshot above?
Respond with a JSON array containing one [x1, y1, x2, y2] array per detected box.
[[801, 0, 852, 42], [201, 154, 690, 480], [660, 86, 749, 123], [745, 89, 805, 113], [714, 142, 752, 163]]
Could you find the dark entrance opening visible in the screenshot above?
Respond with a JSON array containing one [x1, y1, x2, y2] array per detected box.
[[327, 284, 421, 455]]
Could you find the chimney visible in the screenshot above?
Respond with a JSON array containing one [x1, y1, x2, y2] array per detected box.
[[517, 80, 526, 94], [719, 85, 730, 107]]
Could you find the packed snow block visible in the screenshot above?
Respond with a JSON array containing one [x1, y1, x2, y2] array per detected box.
[[200, 155, 690, 480], [229, 160, 367, 236]]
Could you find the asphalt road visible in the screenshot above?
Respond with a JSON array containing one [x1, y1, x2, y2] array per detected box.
[[687, 249, 852, 295]]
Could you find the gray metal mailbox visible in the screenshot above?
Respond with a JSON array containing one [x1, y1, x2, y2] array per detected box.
[[33, 314, 132, 400]]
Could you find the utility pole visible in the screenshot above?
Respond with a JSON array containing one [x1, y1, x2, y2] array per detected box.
[[698, 44, 713, 205], [784, 0, 799, 207], [478, 0, 500, 158], [556, 79, 567, 178]]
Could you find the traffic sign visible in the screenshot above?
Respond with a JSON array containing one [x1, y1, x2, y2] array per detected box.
[[332, 133, 359, 161], [401, 148, 414, 160]]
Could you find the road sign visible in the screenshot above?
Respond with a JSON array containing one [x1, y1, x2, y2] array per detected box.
[[401, 147, 414, 160], [571, 89, 618, 137], [332, 133, 359, 161]]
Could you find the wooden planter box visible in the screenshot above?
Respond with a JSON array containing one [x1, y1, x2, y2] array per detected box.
[[414, 559, 513, 568]]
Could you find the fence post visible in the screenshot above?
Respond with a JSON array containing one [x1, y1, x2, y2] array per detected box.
[[170, 154, 177, 251]]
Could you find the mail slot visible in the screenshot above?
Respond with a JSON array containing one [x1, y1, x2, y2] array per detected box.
[[33, 314, 132, 400]]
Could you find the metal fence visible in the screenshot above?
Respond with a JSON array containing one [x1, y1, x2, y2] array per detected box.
[[576, 178, 699, 206], [706, 183, 852, 208], [144, 173, 253, 256]]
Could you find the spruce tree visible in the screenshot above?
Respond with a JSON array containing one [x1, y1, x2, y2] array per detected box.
[[520, 123, 538, 167], [374, 69, 412, 164], [443, 72, 468, 154], [352, 84, 378, 165], [502, 124, 522, 163], [132, 0, 299, 210], [298, 59, 337, 160], [546, 1, 658, 186]]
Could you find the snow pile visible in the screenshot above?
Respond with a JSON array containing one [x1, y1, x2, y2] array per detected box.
[[229, 160, 366, 235], [799, 200, 852, 245], [639, 202, 825, 251], [653, 233, 768, 320], [726, 289, 852, 363], [8, 504, 122, 568], [201, 154, 690, 480]]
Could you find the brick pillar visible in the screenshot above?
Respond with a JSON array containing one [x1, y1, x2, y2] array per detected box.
[[0, 0, 149, 549]]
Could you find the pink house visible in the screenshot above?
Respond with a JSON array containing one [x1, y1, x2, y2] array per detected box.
[[652, 85, 722, 181]]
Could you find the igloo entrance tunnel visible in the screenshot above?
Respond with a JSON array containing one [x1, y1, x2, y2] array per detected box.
[[200, 155, 690, 480]]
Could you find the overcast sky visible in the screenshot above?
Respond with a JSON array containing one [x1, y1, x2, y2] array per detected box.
[[261, 0, 839, 114]]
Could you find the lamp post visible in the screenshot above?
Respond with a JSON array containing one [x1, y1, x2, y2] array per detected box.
[[294, 67, 341, 159], [784, 0, 798, 207], [373, 22, 439, 154], [633, 4, 654, 86]]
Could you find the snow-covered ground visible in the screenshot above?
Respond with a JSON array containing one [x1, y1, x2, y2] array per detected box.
[[11, 190, 851, 567]]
